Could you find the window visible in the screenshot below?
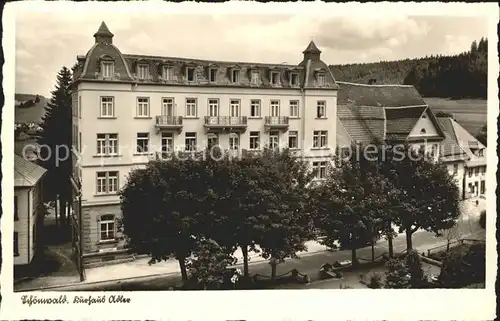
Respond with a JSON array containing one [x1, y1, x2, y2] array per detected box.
[[269, 131, 279, 150], [251, 71, 260, 85], [230, 100, 240, 117], [97, 133, 118, 155], [231, 69, 240, 83], [478, 149, 484, 157], [100, 97, 114, 118], [78, 96, 82, 118], [185, 132, 197, 151], [14, 232, 19, 256], [208, 99, 219, 117], [468, 183, 474, 194], [163, 66, 174, 81], [480, 180, 485, 194], [270, 71, 280, 85], [250, 100, 261, 117], [290, 100, 299, 118], [136, 133, 150, 154], [161, 132, 174, 153], [249, 131, 260, 150], [453, 164, 458, 175], [290, 73, 299, 86], [101, 62, 114, 78], [185, 98, 197, 117], [316, 101, 326, 118], [312, 161, 327, 179], [137, 65, 149, 79], [288, 131, 298, 149], [270, 100, 280, 117], [136, 97, 150, 117], [229, 133, 239, 151], [99, 214, 116, 241], [317, 73, 325, 86], [468, 168, 473, 177], [209, 68, 217, 82], [430, 144, 438, 157], [14, 196, 18, 221], [313, 131, 328, 148], [420, 128, 426, 134], [475, 167, 479, 176], [96, 171, 119, 194], [207, 133, 218, 149], [187, 67, 196, 82], [162, 98, 175, 116]]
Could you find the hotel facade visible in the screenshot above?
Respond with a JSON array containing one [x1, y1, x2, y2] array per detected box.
[[71, 22, 338, 266]]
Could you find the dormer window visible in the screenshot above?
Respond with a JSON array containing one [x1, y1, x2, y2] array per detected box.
[[102, 62, 114, 78], [317, 73, 326, 86], [137, 64, 149, 80], [251, 70, 260, 85], [209, 68, 217, 82], [186, 67, 196, 82], [270, 71, 280, 85], [231, 69, 240, 83], [163, 66, 174, 81], [290, 73, 299, 86]]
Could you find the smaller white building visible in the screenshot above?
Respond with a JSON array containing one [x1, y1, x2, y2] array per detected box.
[[14, 154, 47, 265]]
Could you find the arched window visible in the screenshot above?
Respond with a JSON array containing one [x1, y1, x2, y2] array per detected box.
[[229, 133, 240, 151], [98, 214, 116, 241], [420, 128, 426, 134], [207, 133, 218, 149]]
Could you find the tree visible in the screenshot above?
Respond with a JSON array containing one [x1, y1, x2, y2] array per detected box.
[[186, 238, 236, 290], [315, 143, 391, 266], [438, 243, 485, 288], [204, 148, 315, 279], [405, 249, 425, 288], [120, 157, 206, 283], [37, 66, 73, 225], [380, 143, 461, 251], [443, 223, 461, 252], [384, 258, 410, 289], [256, 149, 316, 279]]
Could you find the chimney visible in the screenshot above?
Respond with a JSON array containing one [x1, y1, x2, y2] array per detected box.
[[368, 78, 377, 85]]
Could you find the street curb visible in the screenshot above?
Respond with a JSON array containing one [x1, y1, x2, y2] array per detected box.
[[17, 249, 332, 292]]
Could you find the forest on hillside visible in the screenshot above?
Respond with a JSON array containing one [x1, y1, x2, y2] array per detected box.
[[330, 38, 488, 99]]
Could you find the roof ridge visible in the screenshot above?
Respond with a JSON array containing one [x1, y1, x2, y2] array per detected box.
[[383, 105, 428, 109], [336, 81, 416, 88], [122, 53, 301, 68]]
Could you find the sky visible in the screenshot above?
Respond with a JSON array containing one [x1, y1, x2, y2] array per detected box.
[[15, 12, 488, 97]]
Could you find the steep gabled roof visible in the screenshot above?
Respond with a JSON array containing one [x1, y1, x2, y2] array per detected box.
[[94, 21, 114, 37], [15, 154, 47, 187], [438, 117, 485, 163], [385, 106, 427, 139], [338, 105, 385, 144], [337, 81, 427, 107]]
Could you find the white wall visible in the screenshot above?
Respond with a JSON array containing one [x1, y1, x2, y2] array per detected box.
[[408, 110, 439, 138], [14, 186, 37, 265], [77, 82, 338, 204]]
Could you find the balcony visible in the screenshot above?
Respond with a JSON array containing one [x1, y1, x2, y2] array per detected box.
[[204, 116, 247, 133], [154, 150, 204, 161], [155, 116, 183, 132], [265, 116, 289, 131]]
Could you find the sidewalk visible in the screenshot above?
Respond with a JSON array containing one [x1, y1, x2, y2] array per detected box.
[[84, 240, 328, 283]]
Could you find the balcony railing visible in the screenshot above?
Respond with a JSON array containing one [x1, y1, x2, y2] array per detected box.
[[155, 116, 183, 132], [205, 116, 247, 126], [265, 116, 289, 130], [156, 116, 183, 126], [204, 116, 247, 132]]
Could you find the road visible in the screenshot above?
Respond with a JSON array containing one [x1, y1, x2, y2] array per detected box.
[[49, 216, 483, 291]]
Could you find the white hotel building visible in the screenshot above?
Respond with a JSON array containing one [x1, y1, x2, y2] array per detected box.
[[71, 22, 338, 266]]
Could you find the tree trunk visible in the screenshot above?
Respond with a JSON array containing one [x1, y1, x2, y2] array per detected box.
[[351, 248, 358, 266], [178, 256, 188, 282], [55, 199, 59, 227], [271, 261, 277, 279], [388, 235, 394, 258], [59, 199, 66, 226], [405, 229, 413, 250], [371, 242, 375, 262], [241, 245, 249, 277]]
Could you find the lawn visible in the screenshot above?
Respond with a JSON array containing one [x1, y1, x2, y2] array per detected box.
[[423, 97, 487, 136]]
